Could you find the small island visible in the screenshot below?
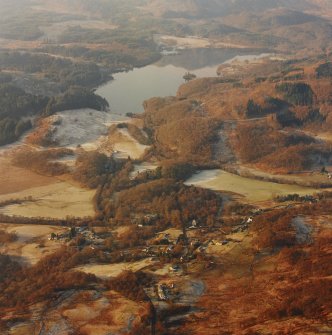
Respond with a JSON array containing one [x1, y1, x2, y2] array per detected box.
[[183, 72, 197, 82]]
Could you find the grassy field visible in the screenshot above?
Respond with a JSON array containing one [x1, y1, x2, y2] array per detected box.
[[237, 165, 332, 188], [75, 258, 154, 279], [0, 223, 67, 265], [0, 181, 95, 219], [185, 169, 322, 202], [110, 128, 150, 160], [129, 162, 158, 179], [0, 157, 54, 195]]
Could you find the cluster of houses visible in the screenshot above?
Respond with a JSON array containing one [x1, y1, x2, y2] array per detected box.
[[48, 226, 103, 246], [231, 217, 253, 234], [275, 193, 319, 203], [135, 214, 160, 228], [140, 216, 256, 262], [157, 282, 176, 301], [48, 231, 69, 241], [321, 167, 332, 179]]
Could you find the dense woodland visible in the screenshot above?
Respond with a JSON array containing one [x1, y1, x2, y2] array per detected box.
[[13, 148, 73, 176], [142, 97, 221, 162], [0, 84, 47, 119], [0, 51, 109, 91], [72, 151, 222, 229], [0, 81, 108, 145], [276, 82, 315, 106], [44, 86, 108, 116], [146, 58, 332, 173], [74, 151, 123, 188], [0, 247, 97, 309], [316, 61, 332, 78], [55, 26, 160, 66], [232, 121, 332, 172], [0, 84, 47, 144]]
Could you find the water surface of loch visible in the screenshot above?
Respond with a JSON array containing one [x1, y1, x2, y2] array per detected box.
[[96, 48, 265, 116]]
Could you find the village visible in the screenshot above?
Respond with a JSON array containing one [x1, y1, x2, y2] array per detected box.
[[44, 211, 259, 305]]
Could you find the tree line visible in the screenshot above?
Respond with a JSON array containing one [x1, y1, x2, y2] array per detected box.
[[0, 82, 109, 146]]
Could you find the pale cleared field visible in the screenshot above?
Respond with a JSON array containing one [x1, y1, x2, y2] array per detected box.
[[0, 181, 95, 219], [155, 34, 211, 48], [156, 228, 182, 241], [316, 132, 332, 142], [0, 223, 67, 265], [0, 38, 42, 50], [75, 258, 153, 279], [0, 157, 54, 195], [38, 109, 149, 158], [111, 128, 150, 160], [237, 165, 332, 188], [185, 170, 321, 202], [47, 109, 118, 149], [129, 162, 158, 179], [0, 139, 95, 219], [205, 231, 250, 257], [154, 34, 252, 49]]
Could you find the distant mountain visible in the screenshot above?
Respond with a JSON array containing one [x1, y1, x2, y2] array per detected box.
[[310, 0, 332, 10], [144, 0, 319, 18], [26, 0, 313, 17], [222, 8, 328, 30], [28, 0, 332, 20], [30, 0, 148, 18]]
